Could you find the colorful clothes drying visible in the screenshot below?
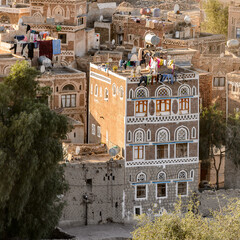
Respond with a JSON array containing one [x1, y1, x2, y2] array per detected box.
[[14, 35, 25, 41], [52, 39, 61, 55], [39, 40, 53, 60]]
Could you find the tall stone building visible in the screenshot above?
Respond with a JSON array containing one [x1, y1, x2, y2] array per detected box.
[[89, 61, 199, 219]]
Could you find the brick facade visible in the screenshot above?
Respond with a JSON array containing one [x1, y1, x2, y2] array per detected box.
[[228, 2, 240, 40], [89, 62, 199, 221], [38, 67, 87, 142]]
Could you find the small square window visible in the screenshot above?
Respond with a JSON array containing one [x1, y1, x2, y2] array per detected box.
[[58, 33, 67, 44], [77, 17, 84, 26], [134, 206, 141, 216]]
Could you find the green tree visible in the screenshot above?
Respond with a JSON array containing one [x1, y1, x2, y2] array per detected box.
[[0, 61, 69, 239], [132, 198, 240, 240], [200, 105, 226, 189], [200, 105, 240, 189], [201, 0, 228, 36]]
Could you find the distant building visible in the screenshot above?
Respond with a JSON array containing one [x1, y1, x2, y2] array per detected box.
[[0, 0, 30, 26], [20, 0, 95, 64], [228, 1, 240, 40], [38, 67, 87, 143]]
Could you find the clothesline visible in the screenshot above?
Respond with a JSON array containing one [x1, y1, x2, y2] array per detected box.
[[10, 24, 61, 61]]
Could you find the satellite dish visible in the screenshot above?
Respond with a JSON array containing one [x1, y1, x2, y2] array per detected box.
[[112, 39, 115, 45], [184, 15, 191, 24], [40, 65, 45, 73], [174, 4, 180, 14]]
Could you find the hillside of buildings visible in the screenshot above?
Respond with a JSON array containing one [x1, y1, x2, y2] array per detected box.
[[0, 0, 240, 239]]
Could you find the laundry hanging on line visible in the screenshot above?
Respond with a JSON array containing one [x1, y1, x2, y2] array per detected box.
[[39, 40, 53, 60], [52, 39, 61, 55]]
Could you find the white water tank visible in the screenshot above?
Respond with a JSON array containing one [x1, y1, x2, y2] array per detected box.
[[145, 33, 160, 46], [227, 39, 239, 48]]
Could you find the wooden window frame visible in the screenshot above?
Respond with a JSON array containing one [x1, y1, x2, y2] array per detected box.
[[179, 98, 189, 111], [134, 146, 144, 160], [135, 100, 148, 116], [61, 94, 76, 108], [156, 99, 171, 114], [156, 145, 169, 159]]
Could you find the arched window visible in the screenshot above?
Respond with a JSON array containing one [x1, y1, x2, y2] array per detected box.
[[178, 170, 187, 179], [104, 88, 109, 100], [129, 89, 134, 99], [137, 172, 146, 182], [179, 85, 190, 96], [147, 129, 151, 141], [112, 84, 116, 96], [192, 86, 197, 96], [100, 87, 102, 97], [63, 84, 75, 91], [156, 86, 171, 97], [192, 127, 196, 139], [156, 128, 169, 142], [120, 86, 124, 99], [32, 12, 43, 18], [135, 130, 144, 142], [158, 171, 166, 181], [136, 87, 148, 98], [176, 127, 188, 141], [94, 85, 98, 96], [127, 131, 132, 142]]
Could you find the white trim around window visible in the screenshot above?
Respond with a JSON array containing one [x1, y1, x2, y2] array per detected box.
[[176, 181, 188, 197], [97, 126, 101, 138], [134, 206, 142, 217], [92, 124, 96, 135], [133, 145, 145, 160], [135, 184, 148, 200], [155, 182, 168, 199]]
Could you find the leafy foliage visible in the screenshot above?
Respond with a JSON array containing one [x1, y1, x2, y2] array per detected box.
[[201, 0, 228, 36], [132, 198, 240, 240], [200, 105, 240, 189], [0, 61, 69, 239]]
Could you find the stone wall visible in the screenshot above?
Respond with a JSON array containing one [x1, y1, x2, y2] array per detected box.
[[199, 189, 240, 217], [61, 159, 125, 226], [199, 72, 212, 108]]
